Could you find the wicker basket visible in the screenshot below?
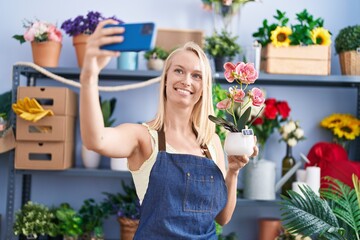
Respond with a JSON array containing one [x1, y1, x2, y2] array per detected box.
[[339, 49, 360, 75]]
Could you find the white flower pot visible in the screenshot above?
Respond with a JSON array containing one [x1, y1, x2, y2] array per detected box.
[[224, 132, 255, 156], [110, 157, 129, 171], [81, 145, 101, 169]]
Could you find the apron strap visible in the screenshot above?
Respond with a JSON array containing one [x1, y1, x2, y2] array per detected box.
[[158, 125, 213, 160]]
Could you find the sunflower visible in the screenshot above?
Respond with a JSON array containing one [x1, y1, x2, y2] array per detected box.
[[333, 120, 360, 140], [320, 113, 345, 128], [311, 27, 332, 46], [270, 26, 292, 47]]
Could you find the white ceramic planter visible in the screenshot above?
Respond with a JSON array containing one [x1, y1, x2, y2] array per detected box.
[[111, 157, 129, 171], [224, 132, 255, 156], [147, 59, 164, 71], [81, 145, 101, 169]]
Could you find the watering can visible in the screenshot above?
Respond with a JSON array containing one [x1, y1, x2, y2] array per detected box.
[[243, 153, 309, 200]]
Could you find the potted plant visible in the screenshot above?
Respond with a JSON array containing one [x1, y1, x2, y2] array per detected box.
[[13, 201, 58, 239], [102, 180, 140, 240], [82, 97, 117, 169], [13, 19, 62, 67], [280, 174, 360, 239], [143, 46, 169, 71], [252, 9, 332, 75], [335, 25, 360, 75], [0, 90, 16, 154], [61, 11, 123, 67], [55, 203, 83, 240], [203, 29, 241, 72], [78, 199, 109, 240]]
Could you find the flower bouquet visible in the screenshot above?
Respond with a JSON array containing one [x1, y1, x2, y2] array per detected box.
[[13, 19, 63, 67], [208, 61, 265, 156], [278, 119, 305, 147], [320, 113, 360, 153]]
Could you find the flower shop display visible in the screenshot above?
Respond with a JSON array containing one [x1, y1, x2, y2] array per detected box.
[[102, 181, 140, 240], [253, 9, 332, 75], [143, 46, 169, 71], [13, 19, 62, 67], [55, 203, 83, 240], [335, 25, 360, 75], [320, 113, 360, 155], [13, 201, 58, 239], [278, 120, 305, 196], [208, 61, 265, 156], [61, 11, 123, 67], [204, 30, 242, 72], [280, 174, 360, 240]]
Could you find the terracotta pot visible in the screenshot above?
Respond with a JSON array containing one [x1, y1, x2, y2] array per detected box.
[[73, 34, 90, 68], [258, 218, 282, 240], [31, 41, 61, 67], [118, 217, 139, 240]]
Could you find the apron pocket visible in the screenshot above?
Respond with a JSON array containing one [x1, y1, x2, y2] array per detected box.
[[183, 172, 214, 212]]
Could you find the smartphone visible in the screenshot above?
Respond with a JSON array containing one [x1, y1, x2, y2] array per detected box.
[[101, 22, 156, 52]]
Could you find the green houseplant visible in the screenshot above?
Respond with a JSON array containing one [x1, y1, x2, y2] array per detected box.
[[204, 30, 241, 71], [100, 97, 117, 128], [280, 174, 360, 239], [78, 198, 109, 240], [102, 180, 140, 240], [55, 203, 83, 240], [335, 25, 360, 75], [144, 46, 169, 71], [13, 201, 58, 239]]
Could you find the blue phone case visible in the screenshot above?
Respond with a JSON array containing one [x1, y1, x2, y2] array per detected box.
[[101, 22, 155, 52]]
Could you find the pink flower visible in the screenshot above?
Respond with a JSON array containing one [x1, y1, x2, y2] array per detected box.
[[250, 87, 265, 106], [223, 62, 237, 83], [24, 28, 35, 42], [216, 99, 231, 110], [48, 25, 63, 42], [233, 89, 245, 103], [235, 62, 258, 84]]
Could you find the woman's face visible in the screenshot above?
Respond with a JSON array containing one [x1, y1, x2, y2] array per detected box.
[[165, 50, 203, 109]]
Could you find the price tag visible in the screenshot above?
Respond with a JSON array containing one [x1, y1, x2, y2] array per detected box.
[[241, 129, 254, 136]]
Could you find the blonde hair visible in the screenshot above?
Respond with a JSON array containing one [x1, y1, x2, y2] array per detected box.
[[151, 42, 215, 146]]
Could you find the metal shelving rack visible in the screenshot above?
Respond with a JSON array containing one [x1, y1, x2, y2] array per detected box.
[[5, 65, 360, 239]]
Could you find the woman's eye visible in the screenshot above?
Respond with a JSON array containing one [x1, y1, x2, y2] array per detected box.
[[192, 74, 202, 80], [175, 69, 183, 74]]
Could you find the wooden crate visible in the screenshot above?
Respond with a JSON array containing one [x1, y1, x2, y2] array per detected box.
[[260, 44, 331, 75]]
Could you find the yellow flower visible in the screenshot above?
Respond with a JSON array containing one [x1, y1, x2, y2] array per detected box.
[[321, 113, 360, 141], [270, 26, 292, 47], [311, 27, 332, 46], [320, 113, 345, 128]]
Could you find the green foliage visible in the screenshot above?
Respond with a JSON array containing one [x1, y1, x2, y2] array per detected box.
[[252, 10, 289, 46], [78, 198, 108, 238], [144, 46, 169, 60], [0, 90, 12, 120], [212, 84, 228, 143], [280, 174, 360, 240], [335, 25, 360, 54], [55, 203, 83, 237], [13, 201, 58, 238], [102, 180, 140, 220], [100, 97, 116, 127], [204, 30, 241, 58], [253, 9, 325, 46]]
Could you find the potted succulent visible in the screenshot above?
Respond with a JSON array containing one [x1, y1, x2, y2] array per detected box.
[[82, 97, 117, 169], [335, 25, 360, 75], [78, 198, 109, 240], [280, 174, 360, 239], [55, 203, 83, 240], [144, 46, 169, 71], [13, 201, 58, 240], [61, 11, 123, 67], [13, 19, 62, 67], [102, 181, 140, 240], [203, 29, 241, 72]]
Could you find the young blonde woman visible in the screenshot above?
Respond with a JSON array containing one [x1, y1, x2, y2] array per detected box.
[[80, 19, 258, 239]]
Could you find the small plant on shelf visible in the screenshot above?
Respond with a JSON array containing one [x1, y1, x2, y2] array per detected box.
[[55, 203, 83, 239]]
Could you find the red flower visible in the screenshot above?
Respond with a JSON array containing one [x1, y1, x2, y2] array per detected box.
[[264, 104, 278, 120], [276, 101, 291, 119]]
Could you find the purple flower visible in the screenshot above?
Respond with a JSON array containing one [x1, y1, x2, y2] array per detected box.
[[61, 11, 123, 36]]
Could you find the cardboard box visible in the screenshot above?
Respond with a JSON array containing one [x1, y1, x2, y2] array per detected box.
[[155, 28, 204, 52], [17, 86, 78, 116], [15, 141, 74, 170], [16, 116, 75, 142], [260, 44, 331, 75]]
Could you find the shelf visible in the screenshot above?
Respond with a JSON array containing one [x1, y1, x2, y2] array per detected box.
[[236, 198, 281, 207], [15, 168, 132, 178], [14, 66, 360, 87]]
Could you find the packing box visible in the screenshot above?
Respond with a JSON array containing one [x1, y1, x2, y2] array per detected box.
[[155, 28, 204, 52], [17, 86, 78, 116], [16, 116, 75, 141], [260, 44, 331, 75], [15, 141, 74, 170]]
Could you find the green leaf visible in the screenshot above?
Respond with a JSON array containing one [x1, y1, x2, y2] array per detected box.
[[13, 34, 26, 44], [208, 115, 238, 132], [237, 107, 251, 130]]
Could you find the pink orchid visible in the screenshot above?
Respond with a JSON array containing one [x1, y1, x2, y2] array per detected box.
[[250, 87, 265, 106], [223, 62, 237, 83], [216, 99, 232, 110], [235, 62, 258, 84], [233, 88, 245, 103]]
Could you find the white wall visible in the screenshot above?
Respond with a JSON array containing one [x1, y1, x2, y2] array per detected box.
[[1, 0, 359, 239]]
